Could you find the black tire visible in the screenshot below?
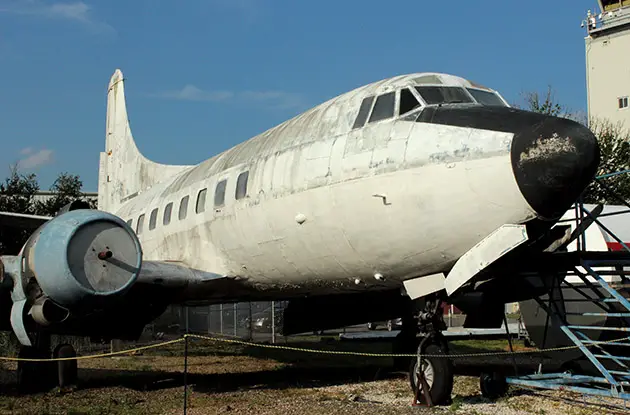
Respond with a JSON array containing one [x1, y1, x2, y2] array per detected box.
[[53, 344, 77, 389], [479, 372, 508, 400], [408, 343, 454, 406], [367, 323, 376, 331]]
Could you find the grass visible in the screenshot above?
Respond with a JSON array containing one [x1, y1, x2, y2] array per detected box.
[[0, 336, 619, 414]]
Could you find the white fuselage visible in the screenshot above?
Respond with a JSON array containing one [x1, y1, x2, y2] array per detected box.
[[114, 118, 537, 297]]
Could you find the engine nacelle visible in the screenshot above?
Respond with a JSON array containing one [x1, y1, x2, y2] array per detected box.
[[20, 209, 142, 310]]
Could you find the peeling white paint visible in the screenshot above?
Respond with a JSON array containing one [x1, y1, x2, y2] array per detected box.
[[519, 133, 577, 165]]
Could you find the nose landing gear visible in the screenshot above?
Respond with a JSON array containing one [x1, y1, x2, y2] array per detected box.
[[399, 295, 454, 406]]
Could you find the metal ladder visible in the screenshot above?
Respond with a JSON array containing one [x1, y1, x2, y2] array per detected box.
[[506, 253, 630, 400]]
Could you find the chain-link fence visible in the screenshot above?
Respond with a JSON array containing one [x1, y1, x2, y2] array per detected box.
[[0, 300, 524, 356], [166, 301, 289, 343], [146, 301, 523, 345]]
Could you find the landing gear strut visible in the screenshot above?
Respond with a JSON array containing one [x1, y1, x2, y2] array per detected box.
[[54, 343, 78, 389], [407, 296, 454, 406], [16, 334, 77, 393]]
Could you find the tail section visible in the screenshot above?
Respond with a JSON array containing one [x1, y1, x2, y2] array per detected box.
[[98, 69, 192, 212]]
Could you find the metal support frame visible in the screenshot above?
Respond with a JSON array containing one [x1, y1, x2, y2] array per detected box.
[[505, 173, 630, 402]]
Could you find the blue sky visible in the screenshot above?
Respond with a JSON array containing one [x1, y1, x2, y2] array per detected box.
[[0, 0, 598, 191]]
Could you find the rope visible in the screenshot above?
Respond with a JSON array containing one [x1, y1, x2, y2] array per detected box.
[[0, 338, 184, 362], [186, 333, 630, 359], [2, 332, 629, 362]]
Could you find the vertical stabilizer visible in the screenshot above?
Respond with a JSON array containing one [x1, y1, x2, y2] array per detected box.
[[98, 69, 192, 212]]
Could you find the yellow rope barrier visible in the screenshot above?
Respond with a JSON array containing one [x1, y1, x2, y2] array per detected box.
[[0, 333, 627, 362]]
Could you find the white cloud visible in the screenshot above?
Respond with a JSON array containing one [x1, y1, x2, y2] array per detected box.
[[151, 85, 235, 102], [18, 148, 55, 169], [151, 85, 304, 110], [0, 1, 114, 34], [241, 90, 304, 110], [19, 147, 33, 155]]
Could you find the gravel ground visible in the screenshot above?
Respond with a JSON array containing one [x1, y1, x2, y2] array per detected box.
[[0, 337, 626, 414]]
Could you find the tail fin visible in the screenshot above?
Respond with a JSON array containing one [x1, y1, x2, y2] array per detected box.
[[98, 69, 192, 212]]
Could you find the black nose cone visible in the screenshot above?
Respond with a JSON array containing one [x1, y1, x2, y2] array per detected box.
[[511, 116, 600, 220]]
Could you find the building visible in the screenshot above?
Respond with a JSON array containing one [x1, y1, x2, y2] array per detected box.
[[584, 1, 630, 130], [33, 191, 98, 204]]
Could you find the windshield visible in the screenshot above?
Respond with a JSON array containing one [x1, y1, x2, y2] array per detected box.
[[466, 88, 507, 107], [415, 86, 474, 105]]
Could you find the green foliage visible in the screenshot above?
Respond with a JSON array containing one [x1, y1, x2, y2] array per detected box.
[[582, 119, 630, 204], [0, 165, 40, 254], [0, 167, 95, 254], [34, 172, 97, 216], [0, 165, 39, 214], [522, 86, 565, 117]]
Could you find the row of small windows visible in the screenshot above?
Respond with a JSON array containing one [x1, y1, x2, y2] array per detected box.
[[352, 86, 506, 129], [126, 171, 249, 235]]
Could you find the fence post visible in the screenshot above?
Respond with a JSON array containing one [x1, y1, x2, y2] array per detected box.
[[248, 302, 253, 341], [185, 306, 189, 334], [233, 303, 237, 337], [271, 301, 275, 344], [183, 334, 189, 415], [220, 304, 223, 335]]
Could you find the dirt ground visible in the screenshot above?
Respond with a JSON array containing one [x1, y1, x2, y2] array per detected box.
[[0, 336, 627, 415]]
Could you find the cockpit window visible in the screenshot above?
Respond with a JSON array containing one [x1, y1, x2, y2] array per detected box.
[[400, 88, 421, 115], [415, 86, 474, 105], [466, 88, 507, 107], [368, 92, 395, 123], [352, 96, 375, 129], [414, 75, 443, 85]]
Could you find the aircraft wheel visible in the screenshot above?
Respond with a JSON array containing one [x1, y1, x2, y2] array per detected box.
[[479, 372, 508, 400], [367, 323, 376, 331], [17, 346, 53, 393], [408, 342, 453, 405], [53, 344, 77, 389], [387, 320, 393, 331]]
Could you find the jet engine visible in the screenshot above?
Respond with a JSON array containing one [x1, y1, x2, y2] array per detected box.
[[4, 209, 142, 344]]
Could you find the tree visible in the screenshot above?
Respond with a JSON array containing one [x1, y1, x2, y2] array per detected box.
[[0, 168, 96, 255], [582, 119, 630, 204], [519, 87, 630, 204], [0, 165, 40, 254], [34, 172, 97, 217], [522, 86, 565, 117]]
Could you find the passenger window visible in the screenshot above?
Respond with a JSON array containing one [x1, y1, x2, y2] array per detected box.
[[196, 188, 207, 213], [163, 202, 173, 225], [368, 92, 395, 123], [236, 171, 249, 200], [136, 214, 145, 235], [400, 88, 421, 115], [149, 208, 158, 230], [352, 96, 375, 129], [214, 179, 227, 207], [179, 195, 189, 220]]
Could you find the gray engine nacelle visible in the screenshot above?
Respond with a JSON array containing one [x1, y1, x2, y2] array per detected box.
[[17, 209, 142, 324]]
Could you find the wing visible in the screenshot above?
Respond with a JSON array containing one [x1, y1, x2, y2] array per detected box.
[[0, 211, 51, 231]]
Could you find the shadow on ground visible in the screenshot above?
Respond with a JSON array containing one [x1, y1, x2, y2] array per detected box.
[[0, 337, 565, 397]]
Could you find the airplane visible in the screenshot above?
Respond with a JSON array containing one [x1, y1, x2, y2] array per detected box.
[[0, 69, 605, 404]]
